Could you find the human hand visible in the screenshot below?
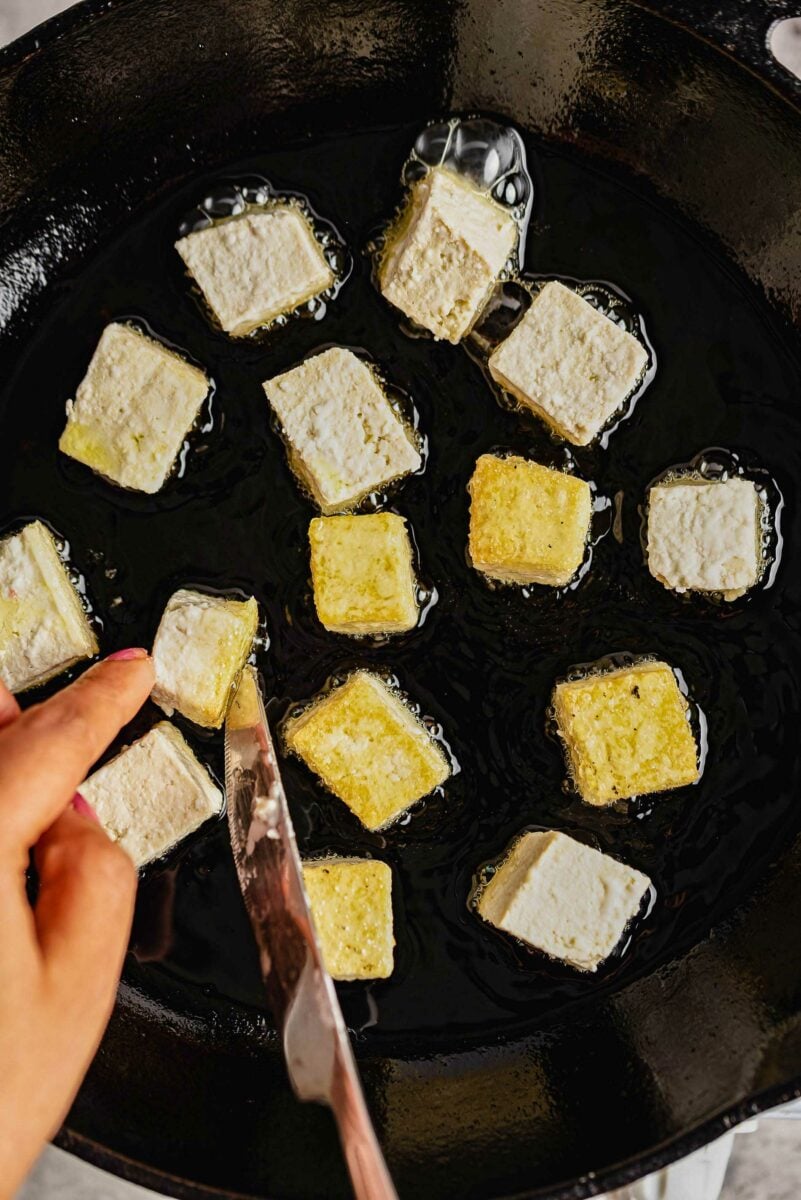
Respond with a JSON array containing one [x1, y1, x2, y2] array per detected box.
[[0, 650, 154, 1199]]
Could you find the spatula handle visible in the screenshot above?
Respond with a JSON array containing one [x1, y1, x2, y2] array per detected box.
[[331, 1047, 398, 1200]]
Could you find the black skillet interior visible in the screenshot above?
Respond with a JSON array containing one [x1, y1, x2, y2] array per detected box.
[[3, 2, 801, 1198]]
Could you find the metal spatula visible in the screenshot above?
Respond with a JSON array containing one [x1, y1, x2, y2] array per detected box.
[[224, 666, 397, 1200]]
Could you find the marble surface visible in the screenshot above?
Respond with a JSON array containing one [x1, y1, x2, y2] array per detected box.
[[0, 0, 72, 44], [19, 1148, 158, 1200], [722, 1121, 801, 1200], [3, 1, 801, 1197]]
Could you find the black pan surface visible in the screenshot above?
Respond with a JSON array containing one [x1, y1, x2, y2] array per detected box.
[[3, 2, 801, 1198]]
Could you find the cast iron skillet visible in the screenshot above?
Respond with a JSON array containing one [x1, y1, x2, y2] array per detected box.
[[3, 1, 801, 1197]]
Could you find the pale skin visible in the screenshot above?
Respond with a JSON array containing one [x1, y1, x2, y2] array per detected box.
[[0, 650, 154, 1200]]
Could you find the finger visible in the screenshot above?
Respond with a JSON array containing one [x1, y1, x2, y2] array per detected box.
[[0, 680, 20, 730], [0, 651, 154, 855], [34, 804, 136, 1015]]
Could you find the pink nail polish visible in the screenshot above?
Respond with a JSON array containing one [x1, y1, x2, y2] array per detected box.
[[106, 648, 149, 662], [71, 792, 100, 823]]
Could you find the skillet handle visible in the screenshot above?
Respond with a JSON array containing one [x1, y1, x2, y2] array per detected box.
[[637, 0, 801, 90], [330, 1047, 398, 1200]]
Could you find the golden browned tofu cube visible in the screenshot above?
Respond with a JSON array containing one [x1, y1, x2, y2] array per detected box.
[[303, 858, 394, 981], [552, 660, 699, 805], [468, 454, 592, 586], [309, 513, 418, 635], [285, 671, 450, 830]]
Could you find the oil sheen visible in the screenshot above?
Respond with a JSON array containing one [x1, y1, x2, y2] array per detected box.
[[1, 120, 800, 1056]]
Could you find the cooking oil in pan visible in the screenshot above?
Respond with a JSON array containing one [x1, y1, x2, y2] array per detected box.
[[401, 116, 534, 235], [1, 119, 800, 1052]]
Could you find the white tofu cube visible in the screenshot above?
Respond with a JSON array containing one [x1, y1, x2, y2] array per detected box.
[[379, 166, 518, 343], [175, 206, 334, 337], [647, 476, 761, 600], [478, 830, 651, 971], [151, 589, 259, 728], [488, 281, 648, 446], [80, 722, 223, 867], [263, 347, 421, 513], [0, 521, 98, 693], [59, 323, 210, 493]]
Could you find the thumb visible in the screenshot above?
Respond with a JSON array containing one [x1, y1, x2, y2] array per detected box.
[[0, 802, 138, 1183], [34, 800, 136, 1031]]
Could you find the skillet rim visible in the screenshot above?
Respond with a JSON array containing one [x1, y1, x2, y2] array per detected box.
[[56, 1072, 801, 1200]]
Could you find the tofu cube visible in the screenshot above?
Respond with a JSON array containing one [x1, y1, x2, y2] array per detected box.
[[80, 722, 223, 866], [478, 830, 651, 972], [468, 454, 592, 586], [59, 323, 210, 494], [0, 521, 98, 693], [264, 347, 421, 513], [647, 476, 761, 600], [488, 281, 648, 446], [309, 513, 418, 635], [151, 589, 259, 728], [285, 671, 450, 831], [552, 660, 699, 806], [175, 206, 334, 337], [303, 858, 395, 981], [379, 166, 518, 343]]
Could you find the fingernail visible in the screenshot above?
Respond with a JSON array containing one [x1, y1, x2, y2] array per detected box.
[[71, 792, 100, 823], [106, 648, 149, 662]]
